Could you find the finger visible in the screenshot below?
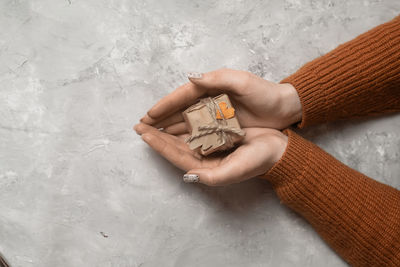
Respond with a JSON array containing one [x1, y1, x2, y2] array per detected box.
[[188, 68, 251, 95], [184, 156, 246, 186], [140, 113, 157, 125], [184, 164, 243, 186], [153, 111, 184, 129], [183, 138, 269, 186], [163, 122, 188, 135], [134, 122, 160, 135], [141, 132, 200, 171], [134, 123, 190, 151], [143, 82, 205, 123]]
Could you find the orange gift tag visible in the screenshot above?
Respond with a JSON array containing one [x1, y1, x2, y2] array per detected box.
[[215, 102, 235, 119]]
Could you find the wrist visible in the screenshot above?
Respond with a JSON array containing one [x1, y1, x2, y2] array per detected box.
[[272, 133, 288, 166], [278, 83, 302, 127]]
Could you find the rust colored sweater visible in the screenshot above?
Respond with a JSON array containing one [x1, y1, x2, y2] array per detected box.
[[262, 15, 400, 266]]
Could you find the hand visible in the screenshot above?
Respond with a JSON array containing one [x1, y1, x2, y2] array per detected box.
[[134, 123, 288, 186], [140, 68, 302, 134]]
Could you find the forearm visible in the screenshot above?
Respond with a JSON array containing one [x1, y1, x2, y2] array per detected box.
[[282, 15, 400, 128], [262, 130, 400, 266]]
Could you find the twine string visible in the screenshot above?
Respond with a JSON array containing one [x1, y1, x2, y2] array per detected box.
[[185, 97, 245, 148]]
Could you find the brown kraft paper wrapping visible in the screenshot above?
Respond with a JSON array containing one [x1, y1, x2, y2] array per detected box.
[[182, 94, 245, 156]]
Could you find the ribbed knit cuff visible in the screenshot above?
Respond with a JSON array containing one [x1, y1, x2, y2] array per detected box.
[[281, 15, 400, 129], [280, 66, 325, 129], [261, 129, 311, 188], [260, 129, 400, 266]]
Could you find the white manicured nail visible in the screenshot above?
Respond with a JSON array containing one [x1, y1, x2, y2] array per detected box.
[[187, 72, 203, 79], [183, 174, 199, 183]]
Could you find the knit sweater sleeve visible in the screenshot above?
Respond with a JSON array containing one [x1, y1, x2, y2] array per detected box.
[[261, 129, 400, 266], [281, 15, 400, 128]]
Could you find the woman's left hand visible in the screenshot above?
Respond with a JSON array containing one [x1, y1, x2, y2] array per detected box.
[[134, 123, 287, 186]]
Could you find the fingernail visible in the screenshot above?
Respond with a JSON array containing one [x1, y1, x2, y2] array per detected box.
[[187, 72, 203, 79], [183, 174, 199, 183], [140, 114, 151, 123]]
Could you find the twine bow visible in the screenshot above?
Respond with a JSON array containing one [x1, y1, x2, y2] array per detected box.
[[185, 97, 245, 149]]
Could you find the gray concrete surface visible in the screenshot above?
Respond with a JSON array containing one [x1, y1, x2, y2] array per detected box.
[[0, 0, 399, 266]]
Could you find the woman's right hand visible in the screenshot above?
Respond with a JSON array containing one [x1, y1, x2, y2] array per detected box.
[[140, 68, 302, 135], [134, 123, 288, 186]]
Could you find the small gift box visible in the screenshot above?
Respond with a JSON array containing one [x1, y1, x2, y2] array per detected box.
[[182, 94, 245, 156]]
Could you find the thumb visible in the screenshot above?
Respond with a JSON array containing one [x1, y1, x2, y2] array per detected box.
[[183, 164, 246, 186], [187, 68, 250, 94]]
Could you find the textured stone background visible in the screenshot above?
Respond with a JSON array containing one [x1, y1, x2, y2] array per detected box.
[[0, 0, 399, 266]]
